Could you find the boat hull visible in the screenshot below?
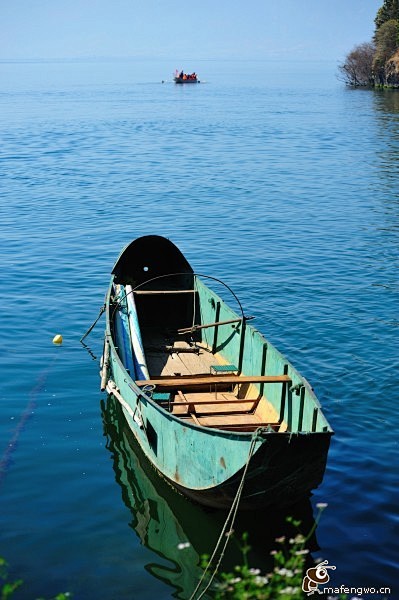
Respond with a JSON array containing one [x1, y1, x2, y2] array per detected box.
[[106, 334, 331, 509], [174, 77, 199, 84], [173, 432, 331, 509]]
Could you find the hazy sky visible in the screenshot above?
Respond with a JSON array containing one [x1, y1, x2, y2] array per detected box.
[[1, 0, 382, 61]]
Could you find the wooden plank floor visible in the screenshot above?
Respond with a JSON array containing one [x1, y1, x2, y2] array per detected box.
[[143, 331, 287, 431], [198, 412, 264, 427], [144, 335, 222, 376], [171, 392, 256, 415]]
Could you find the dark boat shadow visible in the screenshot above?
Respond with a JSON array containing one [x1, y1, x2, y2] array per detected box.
[[101, 394, 319, 599]]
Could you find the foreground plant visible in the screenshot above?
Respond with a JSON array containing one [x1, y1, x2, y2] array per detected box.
[[205, 504, 364, 600], [212, 522, 306, 600], [0, 556, 71, 600], [0, 558, 22, 600]]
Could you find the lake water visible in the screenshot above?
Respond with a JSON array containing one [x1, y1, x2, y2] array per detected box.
[[0, 59, 397, 599]]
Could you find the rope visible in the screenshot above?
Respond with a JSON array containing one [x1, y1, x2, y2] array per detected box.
[[189, 427, 267, 600], [80, 304, 105, 342], [107, 379, 147, 432]]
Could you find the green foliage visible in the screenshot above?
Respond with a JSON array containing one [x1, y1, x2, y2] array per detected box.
[[36, 595, 72, 600], [0, 558, 23, 600], [1, 581, 24, 600], [0, 556, 72, 600], [210, 520, 308, 600], [375, 0, 399, 30], [374, 19, 399, 58], [373, 19, 399, 82], [200, 506, 364, 600], [339, 0, 399, 87]]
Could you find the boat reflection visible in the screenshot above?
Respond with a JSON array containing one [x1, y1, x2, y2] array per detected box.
[[101, 394, 319, 599]]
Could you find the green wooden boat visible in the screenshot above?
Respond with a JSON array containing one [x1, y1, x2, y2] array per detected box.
[[101, 235, 333, 509]]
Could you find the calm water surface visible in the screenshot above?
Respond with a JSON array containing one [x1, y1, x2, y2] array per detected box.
[[0, 59, 398, 599]]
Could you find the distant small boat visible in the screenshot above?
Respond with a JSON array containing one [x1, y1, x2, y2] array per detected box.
[[101, 235, 333, 509], [174, 76, 199, 84], [174, 70, 199, 84]]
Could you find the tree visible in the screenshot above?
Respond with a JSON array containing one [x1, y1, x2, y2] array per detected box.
[[338, 42, 375, 86], [373, 19, 399, 82], [375, 0, 399, 30]]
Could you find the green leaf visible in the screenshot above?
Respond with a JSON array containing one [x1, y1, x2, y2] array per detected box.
[[1, 579, 23, 600]]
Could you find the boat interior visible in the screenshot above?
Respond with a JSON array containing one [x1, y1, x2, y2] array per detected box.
[[110, 236, 328, 434], [137, 331, 290, 432], [114, 289, 290, 432]]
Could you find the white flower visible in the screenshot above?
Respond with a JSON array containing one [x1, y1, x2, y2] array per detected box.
[[294, 534, 305, 544], [289, 535, 305, 544], [275, 568, 294, 577], [177, 542, 190, 550], [316, 502, 328, 509]]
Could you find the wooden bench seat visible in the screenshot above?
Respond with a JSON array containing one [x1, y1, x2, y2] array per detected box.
[[136, 374, 291, 389], [160, 389, 283, 430], [207, 422, 281, 432], [161, 398, 258, 407], [196, 412, 281, 432], [161, 397, 259, 416]]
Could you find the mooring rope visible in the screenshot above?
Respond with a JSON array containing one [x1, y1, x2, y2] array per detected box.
[[80, 304, 105, 343], [189, 427, 267, 600]]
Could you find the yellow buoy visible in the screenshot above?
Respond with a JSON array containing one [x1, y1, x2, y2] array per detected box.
[[53, 334, 63, 345]]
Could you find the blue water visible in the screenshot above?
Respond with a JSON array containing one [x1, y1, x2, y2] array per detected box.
[[0, 59, 398, 599]]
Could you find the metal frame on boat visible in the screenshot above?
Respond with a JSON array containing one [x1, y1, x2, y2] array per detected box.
[[101, 235, 333, 509]]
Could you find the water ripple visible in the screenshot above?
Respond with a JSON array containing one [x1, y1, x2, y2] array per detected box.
[[0, 59, 398, 599]]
